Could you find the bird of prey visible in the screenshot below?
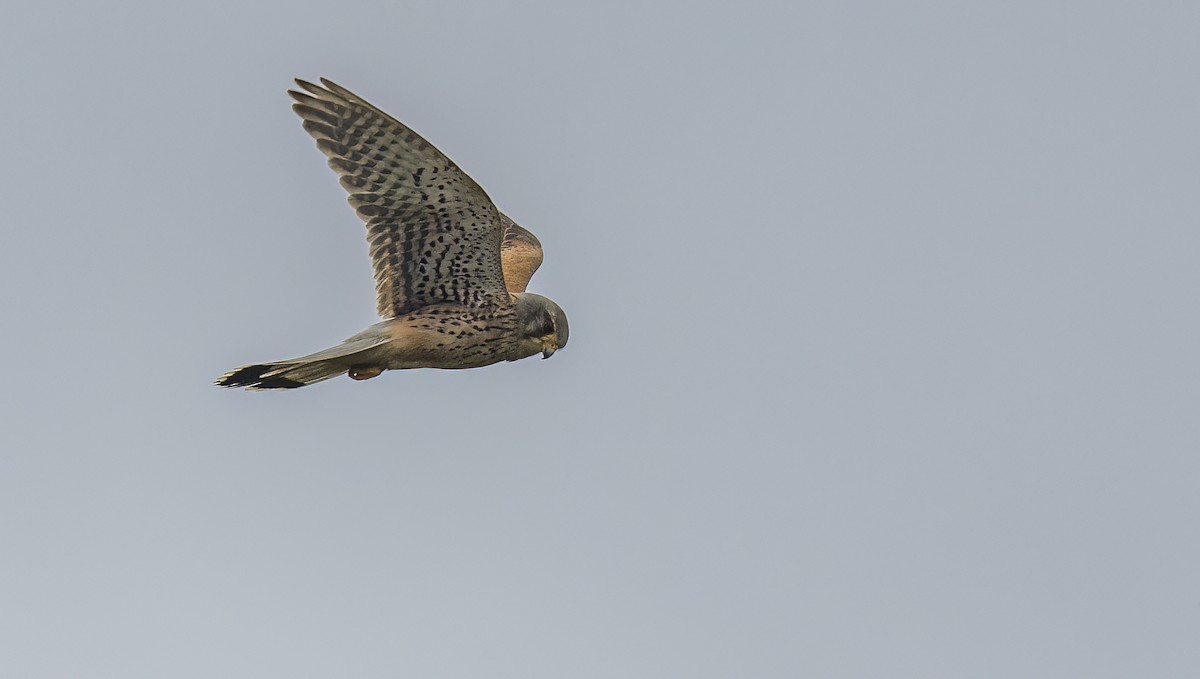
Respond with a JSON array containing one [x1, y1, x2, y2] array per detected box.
[[216, 78, 568, 390]]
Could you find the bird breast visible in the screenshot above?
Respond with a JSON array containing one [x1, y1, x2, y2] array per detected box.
[[379, 304, 532, 369]]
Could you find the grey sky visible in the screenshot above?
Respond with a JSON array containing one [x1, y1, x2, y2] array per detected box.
[[1, 2, 1197, 677]]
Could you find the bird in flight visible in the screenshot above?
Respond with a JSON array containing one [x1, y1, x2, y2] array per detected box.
[[217, 78, 568, 390]]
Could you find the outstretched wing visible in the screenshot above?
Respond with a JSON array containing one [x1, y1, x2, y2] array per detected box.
[[499, 213, 543, 293], [289, 78, 511, 318]]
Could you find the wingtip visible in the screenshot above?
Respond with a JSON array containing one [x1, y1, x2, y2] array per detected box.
[[291, 77, 362, 105], [293, 78, 325, 96], [319, 77, 362, 101]]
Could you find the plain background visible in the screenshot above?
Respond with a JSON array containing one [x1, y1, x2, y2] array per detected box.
[[1, 2, 1197, 677]]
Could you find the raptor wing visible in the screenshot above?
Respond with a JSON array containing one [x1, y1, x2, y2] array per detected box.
[[289, 78, 511, 318]]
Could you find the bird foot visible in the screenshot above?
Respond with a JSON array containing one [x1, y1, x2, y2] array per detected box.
[[348, 365, 383, 380]]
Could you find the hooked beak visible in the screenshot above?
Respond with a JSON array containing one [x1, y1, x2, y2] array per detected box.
[[542, 345, 557, 359]]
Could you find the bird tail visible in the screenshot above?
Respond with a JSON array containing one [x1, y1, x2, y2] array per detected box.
[[215, 360, 343, 390], [215, 332, 391, 390]]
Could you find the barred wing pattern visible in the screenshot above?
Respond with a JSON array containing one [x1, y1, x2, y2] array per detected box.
[[289, 78, 510, 318]]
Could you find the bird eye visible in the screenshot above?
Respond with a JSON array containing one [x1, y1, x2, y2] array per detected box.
[[542, 319, 556, 336]]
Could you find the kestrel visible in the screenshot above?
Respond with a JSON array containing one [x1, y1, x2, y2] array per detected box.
[[216, 78, 568, 390]]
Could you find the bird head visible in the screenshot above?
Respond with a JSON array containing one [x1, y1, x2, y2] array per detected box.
[[513, 293, 569, 360]]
